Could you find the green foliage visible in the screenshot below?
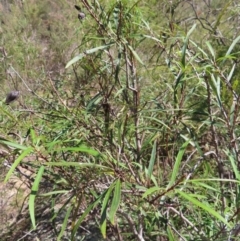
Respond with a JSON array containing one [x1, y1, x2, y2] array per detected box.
[[1, 0, 240, 240]]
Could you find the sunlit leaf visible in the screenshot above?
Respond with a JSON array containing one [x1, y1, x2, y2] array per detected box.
[[224, 150, 240, 181], [0, 139, 28, 151], [177, 190, 231, 227], [100, 182, 115, 238], [147, 140, 157, 181], [142, 186, 161, 198], [168, 140, 190, 188], [66, 43, 114, 68], [61, 145, 99, 156], [45, 162, 112, 172], [109, 179, 121, 224], [4, 147, 33, 183], [206, 41, 215, 59], [182, 24, 196, 67], [29, 166, 45, 229], [225, 34, 240, 57], [127, 44, 144, 65], [207, 73, 221, 107], [143, 116, 171, 130], [227, 63, 236, 82], [65, 53, 86, 68], [167, 226, 176, 241]]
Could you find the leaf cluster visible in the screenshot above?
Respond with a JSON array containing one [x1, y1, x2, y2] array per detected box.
[[1, 0, 240, 240]]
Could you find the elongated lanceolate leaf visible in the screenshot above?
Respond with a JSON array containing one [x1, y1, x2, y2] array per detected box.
[[167, 140, 190, 188], [29, 166, 45, 229], [225, 34, 240, 57], [39, 190, 69, 196], [109, 179, 121, 224], [66, 43, 114, 68], [224, 150, 240, 181], [181, 24, 196, 67], [167, 226, 176, 241], [227, 63, 236, 82], [127, 44, 144, 65], [177, 190, 231, 227], [147, 140, 157, 181], [209, 74, 221, 106], [4, 147, 33, 183], [57, 205, 72, 241], [142, 186, 161, 198], [100, 182, 115, 238], [71, 192, 105, 239], [65, 53, 85, 68], [206, 41, 215, 59], [45, 162, 112, 171], [0, 139, 28, 151], [61, 145, 99, 156]]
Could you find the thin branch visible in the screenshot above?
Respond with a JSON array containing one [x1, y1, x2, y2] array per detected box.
[[118, 210, 145, 241]]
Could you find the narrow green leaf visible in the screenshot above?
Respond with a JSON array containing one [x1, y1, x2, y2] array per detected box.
[[4, 147, 33, 183], [142, 186, 161, 198], [0, 139, 28, 150], [180, 134, 196, 147], [150, 174, 158, 187], [167, 226, 176, 241], [216, 76, 221, 104], [177, 190, 231, 227], [209, 74, 221, 106], [225, 35, 240, 57], [147, 140, 157, 180], [227, 63, 236, 82], [182, 24, 196, 67], [167, 140, 190, 188], [236, 186, 240, 212], [213, 1, 231, 30], [30, 128, 37, 145], [0, 105, 17, 121], [181, 43, 187, 68], [100, 183, 115, 238], [190, 182, 218, 192], [127, 44, 144, 65], [206, 41, 215, 59], [65, 53, 86, 68], [71, 192, 105, 239], [190, 40, 208, 57], [29, 166, 45, 229], [187, 178, 239, 184], [224, 150, 240, 181], [142, 34, 162, 43], [45, 162, 113, 172], [109, 179, 121, 224], [186, 23, 197, 39], [50, 194, 73, 222], [174, 71, 185, 91], [100, 205, 107, 238], [39, 190, 69, 197], [230, 99, 236, 126], [57, 205, 72, 241], [66, 43, 114, 68], [85, 43, 114, 54], [143, 116, 171, 130], [61, 145, 99, 156], [86, 92, 103, 112]]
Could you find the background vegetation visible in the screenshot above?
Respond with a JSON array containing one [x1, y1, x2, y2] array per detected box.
[[1, 0, 240, 240]]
